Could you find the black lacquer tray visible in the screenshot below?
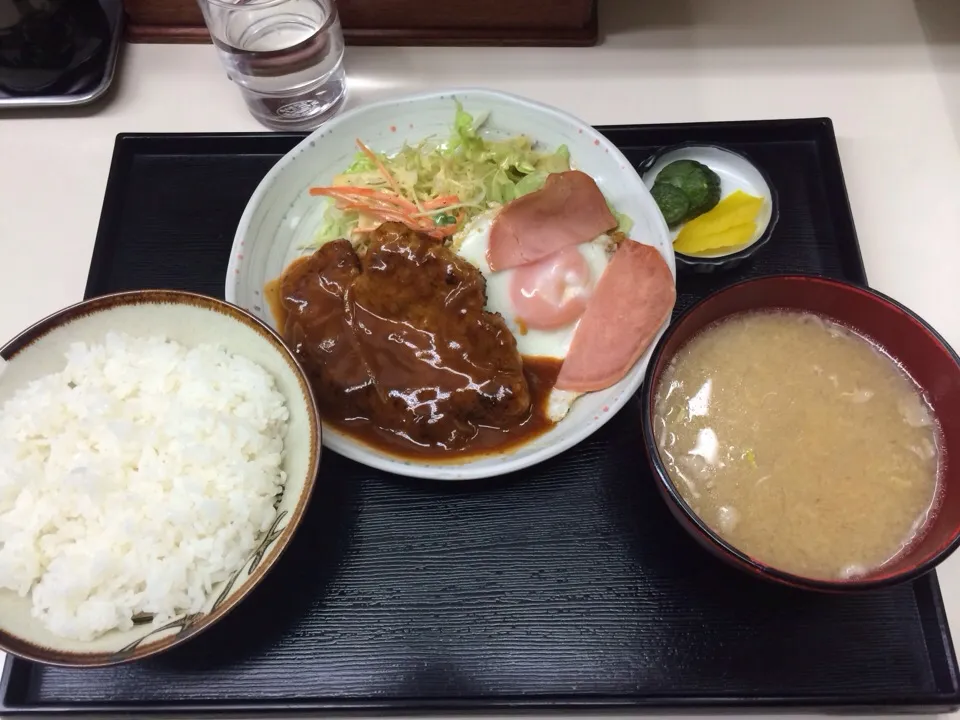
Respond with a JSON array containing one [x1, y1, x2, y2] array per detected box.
[[2, 120, 958, 716]]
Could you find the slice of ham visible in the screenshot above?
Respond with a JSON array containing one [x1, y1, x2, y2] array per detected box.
[[555, 241, 676, 393], [487, 170, 618, 272]]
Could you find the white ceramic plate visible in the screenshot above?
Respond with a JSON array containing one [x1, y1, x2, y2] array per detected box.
[[226, 88, 674, 480]]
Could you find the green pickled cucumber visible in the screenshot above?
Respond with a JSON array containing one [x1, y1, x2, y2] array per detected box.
[[655, 159, 703, 186], [651, 181, 690, 228], [654, 159, 722, 222]]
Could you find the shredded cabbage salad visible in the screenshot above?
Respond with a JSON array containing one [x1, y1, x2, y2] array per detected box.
[[309, 103, 631, 248]]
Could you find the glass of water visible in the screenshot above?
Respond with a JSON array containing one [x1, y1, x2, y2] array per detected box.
[[197, 0, 347, 131]]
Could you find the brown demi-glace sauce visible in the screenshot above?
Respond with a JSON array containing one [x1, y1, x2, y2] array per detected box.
[[265, 224, 560, 460], [328, 355, 560, 461]]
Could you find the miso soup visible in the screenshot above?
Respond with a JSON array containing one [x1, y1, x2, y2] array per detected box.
[[654, 310, 940, 580]]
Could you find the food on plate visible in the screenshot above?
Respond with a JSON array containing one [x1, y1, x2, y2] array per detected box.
[[654, 310, 941, 580], [270, 224, 554, 456], [452, 209, 627, 426], [0, 333, 289, 641], [672, 190, 763, 256], [651, 159, 721, 227], [267, 105, 675, 458], [486, 170, 617, 271], [555, 241, 676, 393], [307, 103, 632, 247]]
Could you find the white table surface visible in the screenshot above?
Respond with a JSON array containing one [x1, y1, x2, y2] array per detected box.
[[2, 0, 960, 717]]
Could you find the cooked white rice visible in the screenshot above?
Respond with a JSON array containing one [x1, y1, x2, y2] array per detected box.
[[0, 332, 289, 641]]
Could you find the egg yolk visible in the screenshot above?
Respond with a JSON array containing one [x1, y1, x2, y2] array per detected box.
[[509, 245, 593, 330]]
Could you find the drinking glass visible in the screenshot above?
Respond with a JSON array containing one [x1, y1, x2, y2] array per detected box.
[[197, 0, 347, 131]]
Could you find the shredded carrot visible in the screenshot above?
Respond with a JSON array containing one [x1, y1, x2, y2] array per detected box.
[[317, 193, 420, 224], [341, 203, 404, 222], [341, 204, 435, 233], [356, 139, 405, 199], [309, 186, 419, 214], [422, 195, 460, 210], [345, 197, 413, 216], [308, 148, 471, 238]]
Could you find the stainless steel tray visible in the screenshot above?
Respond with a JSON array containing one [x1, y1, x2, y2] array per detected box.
[[0, 0, 123, 109]]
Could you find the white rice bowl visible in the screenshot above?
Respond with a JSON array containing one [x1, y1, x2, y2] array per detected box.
[[0, 292, 319, 666]]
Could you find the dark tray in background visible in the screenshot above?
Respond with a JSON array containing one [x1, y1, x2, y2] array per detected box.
[[0, 0, 123, 109], [2, 121, 958, 716]]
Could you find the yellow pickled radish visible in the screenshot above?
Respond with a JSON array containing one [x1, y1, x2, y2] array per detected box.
[[673, 190, 763, 255], [675, 222, 755, 255]]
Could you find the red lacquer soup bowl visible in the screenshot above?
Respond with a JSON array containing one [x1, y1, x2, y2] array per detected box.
[[640, 274, 960, 592]]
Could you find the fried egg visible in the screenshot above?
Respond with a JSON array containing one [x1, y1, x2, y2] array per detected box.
[[454, 210, 613, 421]]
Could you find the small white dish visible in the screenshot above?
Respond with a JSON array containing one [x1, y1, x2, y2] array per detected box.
[[640, 143, 779, 272], [225, 88, 675, 481], [0, 290, 320, 666]]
